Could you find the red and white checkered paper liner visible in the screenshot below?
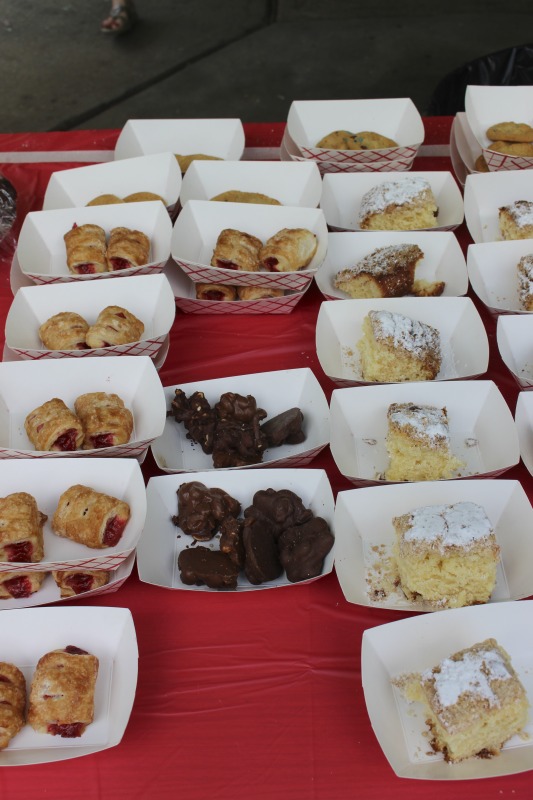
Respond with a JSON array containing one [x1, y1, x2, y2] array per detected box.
[[24, 261, 164, 286], [483, 147, 533, 172], [0, 437, 155, 461], [11, 335, 166, 361], [299, 143, 419, 168], [175, 291, 306, 315], [173, 258, 314, 292], [0, 549, 132, 574]]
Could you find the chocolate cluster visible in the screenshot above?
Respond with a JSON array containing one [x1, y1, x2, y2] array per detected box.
[[168, 389, 305, 468], [175, 482, 334, 590]]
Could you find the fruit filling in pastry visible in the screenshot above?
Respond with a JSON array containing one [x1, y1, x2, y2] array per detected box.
[[106, 226, 150, 271], [85, 305, 144, 348], [259, 228, 318, 272], [0, 491, 47, 563], [195, 283, 237, 301], [39, 311, 90, 351], [52, 569, 110, 597], [52, 484, 131, 549], [210, 228, 262, 271], [63, 223, 107, 275], [74, 392, 133, 450], [0, 572, 46, 599], [0, 662, 26, 750], [28, 646, 99, 738], [24, 398, 84, 452]]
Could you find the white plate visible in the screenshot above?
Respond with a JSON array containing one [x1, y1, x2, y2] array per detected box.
[[0, 606, 137, 765], [362, 599, 533, 779], [138, 468, 335, 591], [334, 479, 533, 611]]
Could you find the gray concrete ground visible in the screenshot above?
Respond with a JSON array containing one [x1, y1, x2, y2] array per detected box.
[[0, 0, 532, 132]]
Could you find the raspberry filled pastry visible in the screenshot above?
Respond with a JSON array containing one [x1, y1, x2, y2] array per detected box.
[[210, 228, 262, 271], [85, 305, 144, 348], [106, 226, 150, 271], [195, 283, 237, 301], [25, 398, 84, 452], [64, 223, 107, 275], [74, 392, 133, 449], [0, 571, 46, 599], [0, 662, 26, 749], [52, 484, 131, 548], [259, 228, 317, 272], [39, 311, 90, 351], [52, 569, 110, 597], [28, 645, 99, 738], [0, 492, 46, 563]]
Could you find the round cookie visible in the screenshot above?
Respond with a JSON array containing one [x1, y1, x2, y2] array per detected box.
[[352, 131, 398, 150], [123, 191, 166, 204], [86, 194, 123, 206], [486, 122, 533, 143], [210, 190, 281, 205], [316, 130, 360, 150], [474, 154, 489, 172], [488, 140, 533, 157]]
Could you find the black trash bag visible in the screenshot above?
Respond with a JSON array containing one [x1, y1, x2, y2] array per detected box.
[[0, 175, 17, 246], [428, 43, 533, 116]]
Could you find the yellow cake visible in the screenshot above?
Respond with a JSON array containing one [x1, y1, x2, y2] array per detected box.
[[395, 639, 529, 762], [385, 402, 464, 482], [393, 501, 500, 607], [517, 253, 533, 310], [334, 243, 425, 298], [499, 200, 533, 240], [359, 178, 438, 231], [357, 310, 441, 382]]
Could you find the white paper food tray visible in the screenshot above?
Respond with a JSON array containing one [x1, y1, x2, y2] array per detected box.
[[5, 274, 175, 360], [334, 479, 533, 612], [320, 171, 464, 232], [138, 468, 334, 592], [163, 260, 310, 315], [152, 368, 330, 473], [466, 239, 533, 315], [329, 380, 519, 486], [465, 85, 533, 171], [362, 599, 533, 780], [464, 170, 533, 243], [514, 391, 533, 477], [170, 199, 328, 292], [17, 202, 172, 284], [0, 458, 145, 572], [314, 230, 468, 301], [497, 315, 533, 388], [280, 130, 411, 174], [0, 606, 137, 765], [449, 118, 469, 187], [42, 152, 181, 211], [180, 159, 322, 208], [286, 99, 424, 166], [114, 118, 245, 162], [0, 552, 136, 611], [0, 356, 166, 459], [316, 296, 488, 387], [453, 112, 485, 174]]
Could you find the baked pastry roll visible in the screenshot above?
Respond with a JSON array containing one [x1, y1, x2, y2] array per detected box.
[[28, 646, 99, 738], [106, 227, 150, 271], [52, 484, 131, 548], [74, 392, 133, 449], [0, 571, 46, 599], [64, 223, 107, 275], [211, 228, 262, 271], [0, 662, 26, 749], [52, 569, 110, 597], [259, 228, 318, 272], [25, 398, 84, 452], [39, 311, 90, 351], [0, 492, 46, 563], [237, 285, 284, 300], [195, 283, 237, 301], [85, 305, 144, 348]]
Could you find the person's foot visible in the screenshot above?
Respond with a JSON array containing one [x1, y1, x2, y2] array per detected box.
[[101, 1, 138, 35]]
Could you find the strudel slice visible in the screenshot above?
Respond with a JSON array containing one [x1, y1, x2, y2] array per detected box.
[[210, 228, 262, 271], [0, 492, 46, 563], [64, 223, 107, 275], [0, 662, 26, 749], [52, 569, 110, 597], [39, 311, 90, 351], [25, 398, 84, 452], [106, 227, 150, 271], [195, 283, 237, 301], [52, 484, 130, 548], [259, 228, 317, 272], [85, 305, 144, 348], [0, 571, 46, 599], [28, 646, 99, 738], [74, 392, 133, 449]]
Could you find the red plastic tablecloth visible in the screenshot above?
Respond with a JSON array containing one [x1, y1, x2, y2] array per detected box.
[[0, 119, 531, 799]]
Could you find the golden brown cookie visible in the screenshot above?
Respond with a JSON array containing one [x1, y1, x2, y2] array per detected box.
[[474, 154, 489, 172], [488, 140, 533, 157], [352, 131, 398, 150], [210, 190, 281, 205], [86, 194, 123, 206], [123, 191, 166, 204], [174, 154, 223, 173], [316, 130, 360, 150], [486, 121, 533, 143]]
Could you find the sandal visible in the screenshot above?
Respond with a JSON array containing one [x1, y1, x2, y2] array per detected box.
[[101, 1, 138, 35]]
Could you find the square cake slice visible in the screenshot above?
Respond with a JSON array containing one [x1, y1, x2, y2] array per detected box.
[[357, 310, 441, 382], [499, 200, 533, 241], [394, 639, 529, 763], [358, 177, 438, 231], [393, 501, 500, 608], [385, 402, 464, 482]]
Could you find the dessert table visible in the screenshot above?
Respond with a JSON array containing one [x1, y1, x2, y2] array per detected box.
[[0, 118, 531, 799]]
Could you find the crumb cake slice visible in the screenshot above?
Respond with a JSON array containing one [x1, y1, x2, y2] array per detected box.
[[385, 402, 464, 482], [357, 310, 441, 382], [393, 501, 500, 607], [499, 200, 533, 240], [517, 253, 533, 310], [394, 639, 529, 763], [359, 178, 438, 231], [334, 243, 424, 298]]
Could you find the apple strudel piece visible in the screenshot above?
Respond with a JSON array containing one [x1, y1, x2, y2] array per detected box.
[[211, 228, 262, 271], [0, 492, 46, 563], [39, 311, 90, 351], [0, 662, 26, 750], [106, 226, 150, 271], [85, 305, 144, 348], [28, 646, 99, 738], [64, 223, 107, 275], [52, 569, 110, 597], [74, 392, 133, 449], [25, 398, 84, 452], [259, 228, 317, 272], [52, 484, 131, 548], [0, 571, 46, 599]]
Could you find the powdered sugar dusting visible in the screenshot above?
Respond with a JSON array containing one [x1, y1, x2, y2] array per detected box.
[[426, 647, 512, 709], [517, 253, 533, 305], [370, 309, 440, 357], [388, 403, 449, 445], [341, 244, 422, 278], [401, 501, 493, 549], [360, 177, 431, 218], [502, 200, 533, 228]]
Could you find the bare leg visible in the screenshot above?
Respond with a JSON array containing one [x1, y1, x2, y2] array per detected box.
[[101, 0, 138, 34]]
